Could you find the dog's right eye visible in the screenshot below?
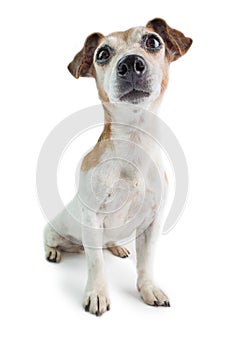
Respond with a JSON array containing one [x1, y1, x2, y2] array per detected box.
[[96, 46, 113, 64]]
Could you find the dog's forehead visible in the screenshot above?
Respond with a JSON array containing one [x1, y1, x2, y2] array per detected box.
[[104, 26, 152, 46]]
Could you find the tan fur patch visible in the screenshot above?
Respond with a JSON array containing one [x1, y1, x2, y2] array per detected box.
[[98, 122, 111, 142], [161, 65, 169, 93], [146, 18, 192, 62], [97, 85, 110, 103], [81, 113, 113, 172], [81, 141, 107, 172]]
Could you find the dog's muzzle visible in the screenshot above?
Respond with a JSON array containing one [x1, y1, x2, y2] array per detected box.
[[117, 55, 150, 103]]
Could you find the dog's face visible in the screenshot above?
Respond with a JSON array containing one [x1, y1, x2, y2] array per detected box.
[[68, 18, 192, 107], [94, 27, 167, 106]]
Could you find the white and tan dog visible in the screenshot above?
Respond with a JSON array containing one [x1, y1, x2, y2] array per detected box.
[[44, 18, 192, 316]]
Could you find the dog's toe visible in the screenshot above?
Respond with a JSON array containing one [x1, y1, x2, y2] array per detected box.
[[139, 282, 170, 307], [83, 290, 110, 316], [107, 245, 130, 258]]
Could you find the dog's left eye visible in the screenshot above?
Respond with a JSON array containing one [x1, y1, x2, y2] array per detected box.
[[96, 46, 113, 64], [143, 34, 162, 51]]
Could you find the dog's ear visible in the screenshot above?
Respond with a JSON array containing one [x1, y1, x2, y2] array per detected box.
[[146, 18, 192, 62], [68, 32, 104, 78]]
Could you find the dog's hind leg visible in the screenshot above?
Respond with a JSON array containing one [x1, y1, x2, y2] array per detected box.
[[44, 224, 83, 263]]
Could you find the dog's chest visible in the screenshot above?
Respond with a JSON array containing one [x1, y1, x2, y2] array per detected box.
[[92, 129, 158, 195], [91, 129, 163, 235]]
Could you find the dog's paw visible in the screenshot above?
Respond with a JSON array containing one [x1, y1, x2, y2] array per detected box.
[[107, 245, 130, 258], [138, 282, 170, 307], [83, 289, 111, 316], [45, 246, 61, 263]]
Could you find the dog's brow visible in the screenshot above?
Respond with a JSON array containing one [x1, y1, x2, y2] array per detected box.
[[103, 35, 119, 47], [103, 27, 150, 48], [129, 27, 149, 41]]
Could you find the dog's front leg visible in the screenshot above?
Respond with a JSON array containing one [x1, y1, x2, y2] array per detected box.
[[83, 246, 110, 316], [136, 217, 170, 307], [82, 209, 110, 316]]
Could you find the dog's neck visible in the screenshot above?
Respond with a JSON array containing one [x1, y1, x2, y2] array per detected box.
[[96, 101, 164, 174], [101, 99, 162, 144]]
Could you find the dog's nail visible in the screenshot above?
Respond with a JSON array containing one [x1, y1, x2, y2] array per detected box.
[[153, 301, 159, 306], [163, 301, 170, 307], [85, 300, 90, 312]]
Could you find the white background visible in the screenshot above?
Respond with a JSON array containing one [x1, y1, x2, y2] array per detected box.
[[1, 1, 225, 349]]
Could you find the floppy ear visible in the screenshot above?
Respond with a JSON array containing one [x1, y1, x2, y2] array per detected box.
[[146, 18, 192, 62], [68, 32, 104, 78]]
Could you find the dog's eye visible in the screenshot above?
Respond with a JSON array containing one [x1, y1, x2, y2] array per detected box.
[[143, 35, 161, 51], [96, 46, 113, 64]]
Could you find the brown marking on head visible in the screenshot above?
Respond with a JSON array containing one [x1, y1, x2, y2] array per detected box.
[[68, 20, 192, 107], [68, 32, 104, 78], [146, 18, 192, 62]]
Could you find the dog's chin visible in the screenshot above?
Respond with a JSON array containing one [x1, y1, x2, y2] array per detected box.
[[119, 89, 150, 105]]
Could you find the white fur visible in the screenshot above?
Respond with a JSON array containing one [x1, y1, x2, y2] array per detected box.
[[44, 103, 169, 314], [45, 27, 171, 315]]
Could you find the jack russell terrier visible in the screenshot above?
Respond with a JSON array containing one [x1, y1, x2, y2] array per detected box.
[[44, 18, 192, 316]]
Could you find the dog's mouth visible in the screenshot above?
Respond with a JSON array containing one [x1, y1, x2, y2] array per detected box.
[[119, 89, 150, 104]]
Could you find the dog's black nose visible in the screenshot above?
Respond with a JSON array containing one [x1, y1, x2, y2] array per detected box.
[[117, 55, 146, 81]]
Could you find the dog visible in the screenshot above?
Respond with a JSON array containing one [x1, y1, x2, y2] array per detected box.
[[44, 18, 192, 316]]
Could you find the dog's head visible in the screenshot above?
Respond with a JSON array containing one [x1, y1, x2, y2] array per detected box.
[[68, 18, 192, 106]]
